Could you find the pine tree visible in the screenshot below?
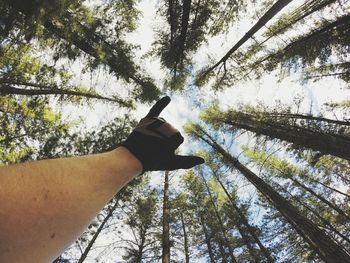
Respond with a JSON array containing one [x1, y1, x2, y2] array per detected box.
[[1, 0, 160, 102], [201, 104, 350, 160], [185, 122, 350, 263], [162, 171, 171, 263]]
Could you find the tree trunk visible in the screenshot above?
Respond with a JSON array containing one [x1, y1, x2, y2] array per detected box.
[[175, 0, 191, 66], [162, 171, 171, 263], [193, 126, 350, 263], [198, 170, 238, 263], [218, 239, 229, 263], [259, 0, 337, 45], [180, 213, 190, 263], [278, 182, 350, 245], [286, 174, 350, 221], [0, 83, 129, 106], [200, 0, 293, 80], [199, 213, 216, 263], [267, 112, 350, 126], [210, 168, 274, 263], [78, 199, 119, 263], [136, 238, 145, 263], [221, 114, 350, 161]]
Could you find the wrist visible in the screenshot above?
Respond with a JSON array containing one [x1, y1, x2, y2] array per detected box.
[[111, 147, 143, 176]]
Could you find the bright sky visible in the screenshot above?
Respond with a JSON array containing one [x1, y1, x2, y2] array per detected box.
[[59, 0, 350, 261]]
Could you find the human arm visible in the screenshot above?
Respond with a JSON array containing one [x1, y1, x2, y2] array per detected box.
[[0, 96, 203, 263], [0, 147, 142, 263]]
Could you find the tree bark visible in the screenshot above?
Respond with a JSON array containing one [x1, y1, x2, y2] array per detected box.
[[199, 213, 216, 263], [180, 213, 190, 263], [175, 0, 191, 65], [200, 0, 293, 80], [162, 171, 171, 263], [221, 113, 350, 161], [210, 167, 274, 263], [78, 199, 119, 263], [0, 84, 129, 106], [193, 126, 350, 263], [198, 170, 238, 263], [278, 182, 350, 245]]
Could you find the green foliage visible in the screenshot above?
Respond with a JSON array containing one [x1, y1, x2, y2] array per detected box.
[[152, 0, 250, 90]]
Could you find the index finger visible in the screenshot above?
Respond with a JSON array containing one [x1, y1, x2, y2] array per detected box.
[[146, 96, 171, 117]]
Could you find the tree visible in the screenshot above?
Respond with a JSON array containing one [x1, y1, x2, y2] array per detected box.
[[196, 0, 293, 86], [185, 122, 350, 263], [243, 146, 350, 246], [171, 192, 191, 263], [197, 167, 239, 262], [203, 151, 275, 262], [239, 12, 350, 84], [162, 171, 171, 263], [153, 0, 249, 90], [2, 0, 160, 102], [120, 188, 160, 263], [201, 104, 350, 160], [182, 170, 240, 262]]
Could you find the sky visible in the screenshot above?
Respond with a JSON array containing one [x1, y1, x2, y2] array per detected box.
[[58, 0, 350, 261]]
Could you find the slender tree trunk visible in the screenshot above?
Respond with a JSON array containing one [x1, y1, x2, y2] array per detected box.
[[162, 171, 171, 263], [0, 84, 128, 106], [199, 214, 216, 263], [311, 178, 350, 199], [193, 126, 350, 263], [180, 213, 190, 263], [210, 168, 274, 263], [259, 0, 337, 45], [136, 237, 145, 263], [200, 0, 293, 80], [78, 199, 119, 263], [267, 112, 350, 126], [198, 170, 238, 263], [287, 175, 350, 221], [220, 114, 350, 161], [176, 0, 191, 64], [218, 239, 229, 263], [279, 183, 350, 245]]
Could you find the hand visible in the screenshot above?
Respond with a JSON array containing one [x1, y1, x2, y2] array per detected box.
[[122, 96, 205, 172]]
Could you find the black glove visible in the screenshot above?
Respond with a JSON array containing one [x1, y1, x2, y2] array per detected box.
[[122, 96, 205, 172]]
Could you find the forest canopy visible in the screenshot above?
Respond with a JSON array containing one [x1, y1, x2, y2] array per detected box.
[[0, 0, 349, 262]]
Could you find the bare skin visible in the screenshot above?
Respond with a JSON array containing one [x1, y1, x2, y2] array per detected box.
[[0, 147, 142, 263]]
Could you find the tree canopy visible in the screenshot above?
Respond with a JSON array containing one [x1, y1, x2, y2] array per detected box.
[[0, 0, 349, 262]]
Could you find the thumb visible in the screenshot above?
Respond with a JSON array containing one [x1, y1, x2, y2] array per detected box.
[[168, 155, 205, 170]]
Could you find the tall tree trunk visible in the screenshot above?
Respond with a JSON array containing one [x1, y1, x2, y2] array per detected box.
[[78, 198, 119, 263], [266, 113, 350, 126], [175, 0, 191, 66], [198, 170, 238, 263], [180, 213, 190, 263], [162, 171, 171, 263], [278, 182, 350, 245], [218, 239, 229, 263], [210, 167, 274, 263], [199, 213, 216, 263], [220, 113, 350, 161], [0, 83, 129, 106], [286, 174, 350, 221], [200, 0, 293, 80], [136, 236, 146, 263], [192, 126, 350, 263], [257, 0, 337, 46]]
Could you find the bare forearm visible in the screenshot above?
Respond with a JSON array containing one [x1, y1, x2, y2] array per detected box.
[[0, 147, 142, 263]]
